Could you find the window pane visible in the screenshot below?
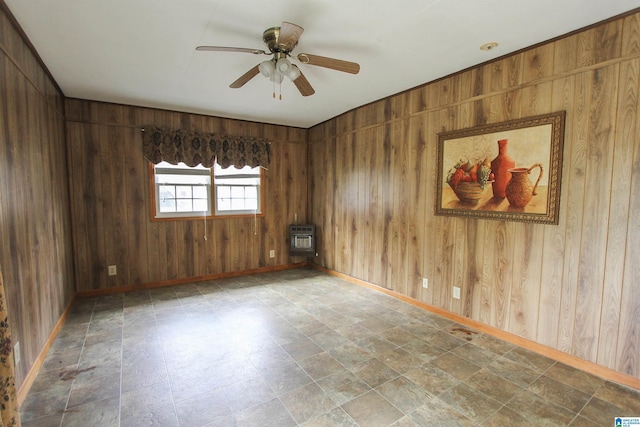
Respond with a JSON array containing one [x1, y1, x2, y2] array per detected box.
[[159, 200, 176, 212], [177, 199, 193, 212], [176, 186, 192, 198], [245, 199, 258, 210], [153, 162, 214, 218], [218, 186, 231, 198], [211, 164, 261, 214], [159, 185, 176, 197], [158, 185, 176, 212], [193, 199, 208, 212], [218, 198, 231, 211], [230, 186, 245, 198], [245, 186, 258, 198], [192, 186, 208, 198]]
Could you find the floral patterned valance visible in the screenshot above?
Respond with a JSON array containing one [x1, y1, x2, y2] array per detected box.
[[141, 126, 271, 169]]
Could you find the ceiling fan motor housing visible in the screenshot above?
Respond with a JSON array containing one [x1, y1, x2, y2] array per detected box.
[[263, 27, 298, 53]]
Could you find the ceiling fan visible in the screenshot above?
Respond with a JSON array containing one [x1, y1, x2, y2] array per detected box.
[[196, 21, 360, 97]]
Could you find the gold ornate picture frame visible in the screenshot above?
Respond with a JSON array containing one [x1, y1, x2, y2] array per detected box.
[[435, 111, 566, 224]]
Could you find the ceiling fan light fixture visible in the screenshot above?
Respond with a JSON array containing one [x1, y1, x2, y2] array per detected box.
[[198, 21, 359, 97], [287, 64, 301, 81], [276, 58, 292, 74], [259, 60, 275, 77]]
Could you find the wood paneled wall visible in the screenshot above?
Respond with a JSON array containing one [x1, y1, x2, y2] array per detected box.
[[0, 4, 75, 389], [65, 99, 308, 291], [308, 13, 640, 380]]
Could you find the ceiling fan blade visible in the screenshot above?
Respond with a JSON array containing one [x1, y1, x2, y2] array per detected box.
[[293, 72, 315, 96], [196, 46, 266, 55], [296, 53, 360, 74], [278, 22, 304, 52], [229, 65, 260, 88]]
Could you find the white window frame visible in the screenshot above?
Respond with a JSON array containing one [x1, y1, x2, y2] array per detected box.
[[213, 163, 262, 216], [151, 161, 263, 220], [153, 162, 211, 219]]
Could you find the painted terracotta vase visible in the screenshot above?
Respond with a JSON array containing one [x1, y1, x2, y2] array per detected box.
[[490, 139, 516, 198]]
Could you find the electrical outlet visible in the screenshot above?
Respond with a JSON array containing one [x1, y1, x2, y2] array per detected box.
[[14, 342, 20, 364], [422, 278, 428, 289], [453, 286, 461, 299], [269, 250, 275, 258], [108, 265, 117, 276]]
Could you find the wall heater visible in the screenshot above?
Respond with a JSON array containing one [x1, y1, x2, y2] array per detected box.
[[289, 224, 316, 256]]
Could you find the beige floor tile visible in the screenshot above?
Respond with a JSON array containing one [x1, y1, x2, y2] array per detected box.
[[19, 268, 640, 427], [341, 390, 404, 427]]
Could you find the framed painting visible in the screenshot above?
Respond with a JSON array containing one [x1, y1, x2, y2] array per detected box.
[[435, 111, 566, 224]]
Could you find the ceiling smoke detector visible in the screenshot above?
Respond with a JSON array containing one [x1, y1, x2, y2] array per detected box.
[[480, 42, 499, 51]]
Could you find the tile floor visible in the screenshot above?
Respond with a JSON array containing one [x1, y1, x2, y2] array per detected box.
[[20, 268, 640, 426]]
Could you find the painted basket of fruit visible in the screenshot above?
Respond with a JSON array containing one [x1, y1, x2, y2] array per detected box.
[[451, 181, 485, 204], [447, 158, 495, 205]]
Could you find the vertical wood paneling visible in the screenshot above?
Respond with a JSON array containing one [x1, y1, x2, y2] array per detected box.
[[509, 223, 543, 339], [308, 11, 640, 381], [598, 58, 638, 369], [389, 119, 409, 295], [554, 33, 578, 75], [557, 70, 589, 353], [89, 124, 106, 288], [464, 217, 482, 319], [380, 125, 393, 289], [495, 221, 515, 331], [523, 44, 555, 83], [512, 76, 552, 340], [616, 78, 640, 377], [594, 20, 623, 63], [124, 123, 149, 285], [537, 75, 576, 348], [573, 65, 618, 362], [407, 115, 428, 301], [66, 99, 308, 290], [576, 26, 598, 68], [367, 128, 384, 285], [334, 134, 347, 274], [345, 133, 358, 276], [622, 13, 640, 55], [426, 111, 443, 306], [354, 132, 367, 281], [0, 5, 73, 390]]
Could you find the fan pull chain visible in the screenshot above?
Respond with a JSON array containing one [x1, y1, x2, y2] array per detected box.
[[203, 210, 207, 240], [254, 210, 258, 236]]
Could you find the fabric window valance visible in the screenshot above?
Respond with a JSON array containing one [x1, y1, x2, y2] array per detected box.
[[142, 126, 271, 169]]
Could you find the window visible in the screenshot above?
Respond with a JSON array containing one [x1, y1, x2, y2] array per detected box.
[[151, 161, 262, 220], [213, 163, 261, 215]]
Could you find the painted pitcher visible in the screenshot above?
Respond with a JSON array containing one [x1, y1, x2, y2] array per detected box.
[[505, 163, 543, 208]]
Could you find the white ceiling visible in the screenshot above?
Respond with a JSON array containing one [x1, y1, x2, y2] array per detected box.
[[5, 0, 640, 128]]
